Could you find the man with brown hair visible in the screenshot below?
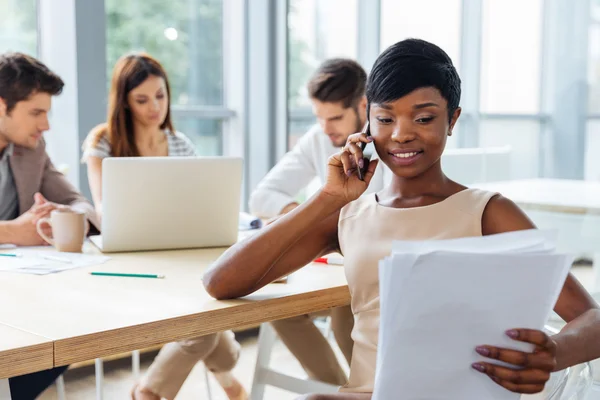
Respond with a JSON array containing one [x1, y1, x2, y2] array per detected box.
[[250, 58, 388, 218], [0, 52, 98, 399], [248, 59, 389, 386]]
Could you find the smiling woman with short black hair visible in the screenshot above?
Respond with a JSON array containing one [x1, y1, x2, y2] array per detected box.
[[203, 38, 600, 400]]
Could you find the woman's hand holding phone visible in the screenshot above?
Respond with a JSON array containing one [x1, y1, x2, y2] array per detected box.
[[322, 128, 379, 205]]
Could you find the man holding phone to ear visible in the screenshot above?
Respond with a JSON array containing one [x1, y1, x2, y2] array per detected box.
[[249, 59, 389, 386]]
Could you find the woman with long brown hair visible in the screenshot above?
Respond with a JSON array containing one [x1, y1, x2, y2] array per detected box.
[[82, 53, 247, 400]]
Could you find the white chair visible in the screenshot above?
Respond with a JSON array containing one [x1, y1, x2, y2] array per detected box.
[[56, 375, 66, 400], [92, 355, 137, 400], [544, 362, 593, 399], [0, 379, 11, 400], [95, 348, 212, 400], [313, 315, 333, 339], [250, 323, 339, 400], [95, 358, 104, 400]]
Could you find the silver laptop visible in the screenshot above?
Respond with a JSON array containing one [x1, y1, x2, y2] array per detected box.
[[90, 157, 242, 253]]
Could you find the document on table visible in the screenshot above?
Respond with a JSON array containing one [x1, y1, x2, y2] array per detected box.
[[0, 250, 110, 275], [373, 229, 572, 400]]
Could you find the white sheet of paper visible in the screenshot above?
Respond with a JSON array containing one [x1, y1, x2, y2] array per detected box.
[[391, 229, 557, 255], [377, 253, 420, 376], [374, 231, 572, 400], [0, 251, 110, 275], [377, 230, 558, 379]]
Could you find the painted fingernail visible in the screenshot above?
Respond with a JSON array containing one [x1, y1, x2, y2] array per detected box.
[[358, 159, 364, 169], [367, 136, 374, 141], [472, 363, 485, 372], [506, 330, 519, 338], [476, 346, 490, 356], [346, 170, 353, 177]]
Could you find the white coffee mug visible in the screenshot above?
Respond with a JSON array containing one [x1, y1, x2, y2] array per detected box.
[[36, 209, 86, 253]]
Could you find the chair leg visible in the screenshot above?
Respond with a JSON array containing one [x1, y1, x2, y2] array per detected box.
[[0, 378, 12, 400], [324, 316, 333, 340], [95, 358, 104, 400], [250, 323, 277, 400], [132, 350, 141, 378], [204, 365, 213, 400], [314, 316, 332, 339], [56, 374, 67, 400]]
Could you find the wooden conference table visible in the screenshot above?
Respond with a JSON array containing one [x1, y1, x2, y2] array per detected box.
[[0, 325, 53, 379], [0, 243, 350, 387]]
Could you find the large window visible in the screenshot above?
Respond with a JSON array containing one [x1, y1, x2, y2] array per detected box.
[[587, 2, 600, 181], [14, 0, 597, 193], [0, 0, 37, 55], [585, 119, 600, 180], [287, 0, 358, 150], [480, 0, 543, 114], [379, 0, 462, 148], [288, 0, 358, 109], [380, 0, 462, 71], [105, 0, 224, 155], [175, 118, 223, 155], [479, 118, 541, 179], [589, 0, 600, 114]]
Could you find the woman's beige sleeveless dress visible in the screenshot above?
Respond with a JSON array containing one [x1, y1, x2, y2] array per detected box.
[[338, 188, 497, 392]]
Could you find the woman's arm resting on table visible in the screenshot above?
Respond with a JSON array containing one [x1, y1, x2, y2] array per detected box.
[[203, 190, 343, 299], [204, 137, 379, 300]]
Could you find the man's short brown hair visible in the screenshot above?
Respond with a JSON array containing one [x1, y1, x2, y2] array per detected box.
[[0, 52, 64, 113], [307, 58, 367, 108]]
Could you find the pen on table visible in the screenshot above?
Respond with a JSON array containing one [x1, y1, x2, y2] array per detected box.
[[0, 253, 21, 257], [90, 272, 165, 279], [313, 257, 344, 265]]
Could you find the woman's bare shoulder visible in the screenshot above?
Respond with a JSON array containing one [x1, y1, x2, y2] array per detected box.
[[481, 194, 536, 235]]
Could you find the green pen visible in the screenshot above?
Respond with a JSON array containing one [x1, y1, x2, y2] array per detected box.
[[0, 253, 20, 257], [90, 272, 165, 279]]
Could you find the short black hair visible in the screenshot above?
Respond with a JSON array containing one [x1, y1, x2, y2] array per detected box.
[[0, 52, 64, 113], [366, 39, 461, 121], [308, 58, 367, 108]]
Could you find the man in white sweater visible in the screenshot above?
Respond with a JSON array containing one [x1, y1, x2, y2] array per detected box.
[[250, 60, 388, 218], [249, 59, 389, 386]]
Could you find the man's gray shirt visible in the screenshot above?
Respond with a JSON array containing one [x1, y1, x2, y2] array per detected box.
[[0, 144, 19, 221]]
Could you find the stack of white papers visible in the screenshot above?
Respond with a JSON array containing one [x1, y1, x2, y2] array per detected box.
[[374, 229, 572, 400], [0, 251, 110, 275]]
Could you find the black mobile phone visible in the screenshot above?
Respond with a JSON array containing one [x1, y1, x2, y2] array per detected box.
[[357, 121, 373, 181]]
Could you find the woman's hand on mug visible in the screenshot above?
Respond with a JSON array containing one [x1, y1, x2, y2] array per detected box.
[[472, 329, 557, 394], [322, 132, 379, 204]]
